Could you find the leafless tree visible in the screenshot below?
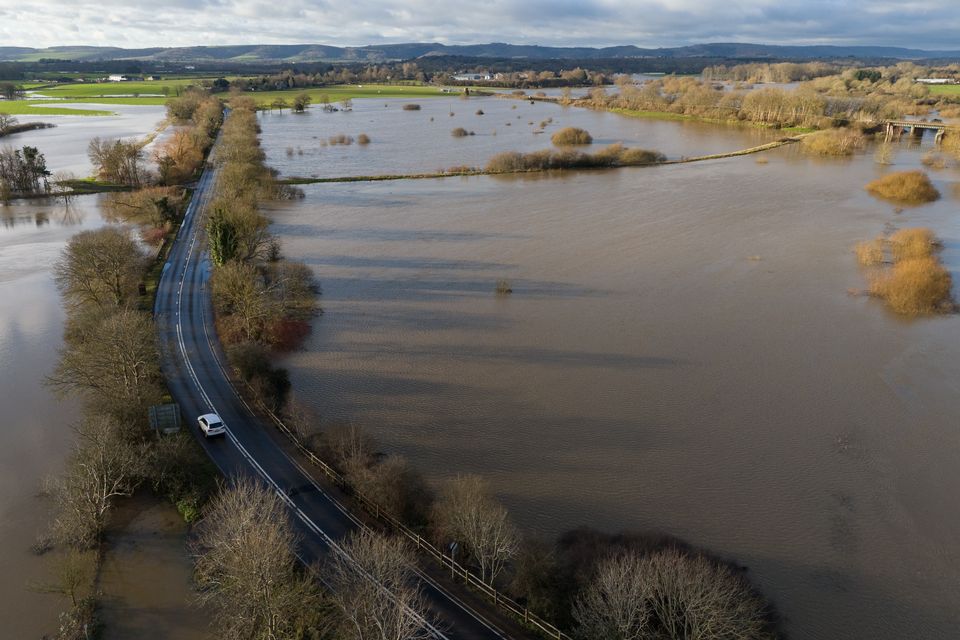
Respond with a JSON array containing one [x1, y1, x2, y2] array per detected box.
[[431, 475, 518, 584], [326, 530, 434, 640], [573, 552, 651, 640], [51, 415, 146, 548], [50, 309, 163, 419], [52, 227, 145, 310], [574, 549, 774, 640], [192, 477, 327, 640], [88, 137, 147, 187]]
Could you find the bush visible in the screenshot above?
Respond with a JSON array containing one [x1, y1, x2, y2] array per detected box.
[[551, 127, 593, 146], [451, 127, 473, 137], [800, 128, 866, 156], [871, 256, 953, 315], [328, 134, 354, 145], [357, 133, 371, 145], [855, 238, 884, 266], [484, 144, 665, 173], [889, 228, 938, 261], [865, 170, 940, 204], [402, 103, 421, 111]]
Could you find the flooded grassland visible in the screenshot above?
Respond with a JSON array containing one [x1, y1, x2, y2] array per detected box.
[[261, 96, 960, 640]]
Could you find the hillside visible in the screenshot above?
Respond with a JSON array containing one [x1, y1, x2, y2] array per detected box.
[[2, 42, 960, 64]]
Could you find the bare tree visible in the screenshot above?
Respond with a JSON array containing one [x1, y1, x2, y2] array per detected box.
[[51, 415, 146, 548], [326, 530, 434, 640], [50, 309, 164, 420], [52, 227, 145, 310], [574, 549, 774, 640], [431, 475, 518, 584], [88, 137, 147, 187], [573, 553, 651, 640], [192, 477, 326, 640]]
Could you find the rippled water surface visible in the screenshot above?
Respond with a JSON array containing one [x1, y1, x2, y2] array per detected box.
[[263, 97, 960, 640]]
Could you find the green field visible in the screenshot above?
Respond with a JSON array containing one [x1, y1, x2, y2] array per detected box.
[[0, 101, 112, 116], [237, 84, 447, 108], [34, 77, 208, 99], [2, 81, 449, 117], [930, 85, 960, 95]]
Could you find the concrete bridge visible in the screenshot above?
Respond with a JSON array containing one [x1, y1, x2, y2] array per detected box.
[[883, 120, 956, 144]]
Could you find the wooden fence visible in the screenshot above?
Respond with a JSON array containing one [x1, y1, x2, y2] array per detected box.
[[246, 386, 571, 640]]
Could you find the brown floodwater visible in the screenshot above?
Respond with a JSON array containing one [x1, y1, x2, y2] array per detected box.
[[100, 493, 209, 640], [0, 103, 178, 637], [262, 99, 960, 640]]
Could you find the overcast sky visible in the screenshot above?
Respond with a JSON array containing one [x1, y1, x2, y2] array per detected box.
[[2, 0, 959, 50]]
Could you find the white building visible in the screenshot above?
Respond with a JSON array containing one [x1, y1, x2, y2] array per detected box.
[[452, 73, 493, 82]]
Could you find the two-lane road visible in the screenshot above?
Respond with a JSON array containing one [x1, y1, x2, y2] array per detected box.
[[154, 133, 519, 640]]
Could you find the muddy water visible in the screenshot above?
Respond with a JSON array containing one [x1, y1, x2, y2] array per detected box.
[[263, 100, 960, 640], [1, 103, 166, 176], [100, 494, 209, 640], [259, 94, 780, 179], [0, 196, 107, 637], [0, 103, 169, 636]]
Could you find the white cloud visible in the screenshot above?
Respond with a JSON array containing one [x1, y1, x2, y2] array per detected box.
[[1, 0, 959, 50]]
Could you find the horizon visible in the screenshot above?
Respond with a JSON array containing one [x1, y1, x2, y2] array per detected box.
[[5, 39, 960, 53], [1, 0, 959, 51]]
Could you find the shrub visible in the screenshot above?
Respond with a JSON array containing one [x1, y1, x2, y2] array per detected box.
[[871, 256, 953, 315], [402, 103, 421, 110], [451, 127, 471, 137], [865, 170, 940, 204], [328, 134, 354, 145], [889, 228, 938, 261], [495, 279, 513, 294], [357, 133, 371, 145], [855, 238, 884, 266], [551, 127, 593, 146], [800, 128, 866, 156], [484, 144, 665, 173], [475, 109, 484, 115]]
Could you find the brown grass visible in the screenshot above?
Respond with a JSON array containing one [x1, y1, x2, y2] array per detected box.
[[921, 152, 947, 169], [328, 134, 354, 145], [861, 227, 953, 315], [357, 133, 371, 145], [888, 228, 939, 261], [870, 257, 953, 315], [865, 171, 940, 204], [485, 144, 665, 173], [854, 238, 885, 266], [451, 127, 474, 137], [800, 128, 866, 156], [551, 127, 593, 146]]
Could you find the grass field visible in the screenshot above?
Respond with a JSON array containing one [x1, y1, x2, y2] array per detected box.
[[930, 85, 960, 95], [236, 84, 447, 108], [33, 78, 207, 99], [0, 101, 112, 116]]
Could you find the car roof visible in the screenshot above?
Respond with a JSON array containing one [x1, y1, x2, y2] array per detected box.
[[199, 413, 222, 422]]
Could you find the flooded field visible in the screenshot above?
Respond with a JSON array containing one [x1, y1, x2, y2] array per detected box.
[[258, 94, 780, 179], [100, 494, 208, 640], [262, 97, 960, 639], [0, 104, 166, 637], [1, 103, 166, 176]]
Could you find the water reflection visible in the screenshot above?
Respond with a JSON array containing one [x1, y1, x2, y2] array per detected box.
[[0, 198, 86, 229]]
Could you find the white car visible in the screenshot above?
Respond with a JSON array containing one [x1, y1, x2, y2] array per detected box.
[[197, 413, 226, 438]]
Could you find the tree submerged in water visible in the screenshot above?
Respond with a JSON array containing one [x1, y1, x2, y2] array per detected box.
[[0, 145, 51, 197]]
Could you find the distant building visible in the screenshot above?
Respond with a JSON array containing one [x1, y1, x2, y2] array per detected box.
[[916, 78, 957, 85], [452, 73, 493, 82], [107, 74, 127, 82], [146, 75, 161, 81]]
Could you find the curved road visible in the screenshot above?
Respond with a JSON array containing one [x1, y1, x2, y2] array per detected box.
[[154, 136, 520, 640]]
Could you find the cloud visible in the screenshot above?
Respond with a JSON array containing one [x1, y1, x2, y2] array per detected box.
[[1, 0, 959, 50]]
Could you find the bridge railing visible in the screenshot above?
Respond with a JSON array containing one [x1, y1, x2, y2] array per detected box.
[[239, 379, 570, 640]]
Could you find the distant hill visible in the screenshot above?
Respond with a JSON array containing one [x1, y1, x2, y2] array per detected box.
[[2, 42, 960, 64]]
